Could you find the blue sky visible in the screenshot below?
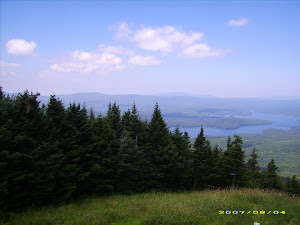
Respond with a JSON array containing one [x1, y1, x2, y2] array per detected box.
[[1, 0, 299, 97]]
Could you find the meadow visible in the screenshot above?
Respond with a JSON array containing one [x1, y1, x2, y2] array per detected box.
[[1, 189, 299, 225]]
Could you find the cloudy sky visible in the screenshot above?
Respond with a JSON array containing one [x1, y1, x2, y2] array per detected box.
[[1, 0, 299, 97]]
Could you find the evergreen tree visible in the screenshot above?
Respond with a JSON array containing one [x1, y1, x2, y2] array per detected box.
[[116, 130, 148, 193], [263, 159, 282, 190], [119, 103, 152, 190], [170, 127, 193, 190], [183, 131, 192, 148], [44, 95, 78, 202], [291, 175, 300, 194], [0, 86, 4, 100], [210, 145, 223, 187], [221, 135, 246, 187], [89, 108, 95, 120], [106, 102, 122, 137], [121, 109, 131, 132], [286, 177, 292, 193], [247, 148, 260, 172], [147, 103, 174, 190], [246, 148, 262, 188], [90, 114, 118, 194], [148, 103, 170, 149], [66, 103, 95, 196], [192, 127, 213, 189], [0, 91, 52, 210]]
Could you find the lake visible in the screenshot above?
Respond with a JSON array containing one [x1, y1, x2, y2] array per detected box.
[[170, 112, 300, 138]]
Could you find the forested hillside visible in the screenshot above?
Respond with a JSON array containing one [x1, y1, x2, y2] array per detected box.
[[208, 127, 300, 178], [0, 88, 299, 212]]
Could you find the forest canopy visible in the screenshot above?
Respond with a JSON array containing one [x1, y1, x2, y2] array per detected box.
[[0, 87, 298, 211]]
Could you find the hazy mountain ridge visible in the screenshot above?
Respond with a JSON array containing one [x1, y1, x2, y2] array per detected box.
[[35, 92, 300, 130]]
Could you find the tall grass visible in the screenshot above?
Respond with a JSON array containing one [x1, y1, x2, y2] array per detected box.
[[1, 189, 299, 225]]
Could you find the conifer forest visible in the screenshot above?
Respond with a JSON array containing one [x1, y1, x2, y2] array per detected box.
[[0, 87, 299, 211]]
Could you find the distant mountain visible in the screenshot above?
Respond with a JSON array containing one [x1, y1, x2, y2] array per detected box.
[[153, 92, 215, 98], [34, 92, 300, 124]]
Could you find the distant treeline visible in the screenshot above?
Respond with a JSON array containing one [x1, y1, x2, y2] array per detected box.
[[0, 87, 299, 211]]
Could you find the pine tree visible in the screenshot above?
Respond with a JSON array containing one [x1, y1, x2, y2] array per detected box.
[[147, 103, 173, 190], [148, 103, 170, 149], [0, 92, 19, 210], [90, 114, 118, 194], [89, 108, 95, 120], [192, 127, 213, 189], [44, 95, 78, 202], [0, 91, 54, 210], [263, 159, 282, 190], [170, 127, 193, 190], [121, 109, 131, 132], [66, 103, 95, 196], [221, 135, 246, 187], [291, 175, 300, 194], [106, 101, 122, 137], [246, 148, 262, 188], [247, 148, 260, 172], [116, 130, 148, 193], [0, 86, 4, 100], [286, 177, 292, 193], [210, 145, 223, 187]]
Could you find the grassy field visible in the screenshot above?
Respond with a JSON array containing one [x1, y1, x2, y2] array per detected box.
[[1, 189, 299, 225]]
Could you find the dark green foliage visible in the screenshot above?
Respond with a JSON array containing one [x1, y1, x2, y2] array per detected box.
[[90, 114, 118, 194], [147, 103, 176, 190], [148, 103, 170, 149], [1, 91, 40, 210], [106, 102, 122, 137], [0, 87, 295, 212], [247, 148, 260, 172], [291, 175, 300, 194], [116, 130, 149, 193], [44, 95, 78, 203], [246, 148, 262, 188], [0, 91, 56, 210], [192, 127, 214, 189], [66, 103, 96, 196], [209, 128, 300, 179], [221, 135, 247, 187], [263, 159, 282, 190], [210, 145, 223, 187], [286, 177, 292, 193], [286, 175, 299, 194], [89, 107, 95, 120], [170, 128, 193, 190], [0, 86, 4, 100]]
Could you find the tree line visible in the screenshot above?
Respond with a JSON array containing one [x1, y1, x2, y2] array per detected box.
[[0, 87, 299, 211]]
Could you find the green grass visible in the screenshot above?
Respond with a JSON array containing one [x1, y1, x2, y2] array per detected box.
[[1, 189, 299, 225]]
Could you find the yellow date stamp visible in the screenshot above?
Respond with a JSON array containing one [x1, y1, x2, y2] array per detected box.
[[219, 210, 286, 215]]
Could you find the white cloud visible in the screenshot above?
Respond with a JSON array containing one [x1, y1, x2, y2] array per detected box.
[[98, 44, 134, 55], [5, 39, 37, 56], [73, 50, 92, 61], [115, 22, 203, 53], [128, 55, 161, 66], [113, 22, 228, 58], [182, 43, 227, 58], [228, 18, 249, 27], [113, 22, 132, 40], [0, 60, 20, 67], [49, 50, 125, 74]]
